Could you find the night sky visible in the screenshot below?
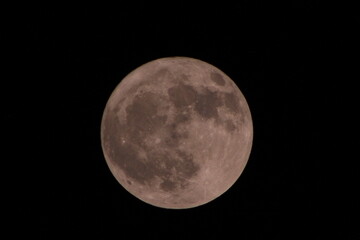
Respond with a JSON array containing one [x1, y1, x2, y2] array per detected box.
[[4, 2, 359, 238]]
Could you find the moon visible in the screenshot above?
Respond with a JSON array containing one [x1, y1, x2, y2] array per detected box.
[[101, 57, 253, 209]]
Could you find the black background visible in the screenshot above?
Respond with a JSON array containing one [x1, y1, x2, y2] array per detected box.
[[3, 1, 359, 239]]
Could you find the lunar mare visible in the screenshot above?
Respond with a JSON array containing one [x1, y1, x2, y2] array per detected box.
[[101, 57, 253, 209]]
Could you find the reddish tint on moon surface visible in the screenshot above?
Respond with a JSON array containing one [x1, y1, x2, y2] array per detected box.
[[101, 57, 253, 209]]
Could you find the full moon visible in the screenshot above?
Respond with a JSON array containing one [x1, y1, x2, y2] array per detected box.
[[101, 57, 253, 209]]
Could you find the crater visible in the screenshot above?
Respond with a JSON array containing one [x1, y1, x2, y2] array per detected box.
[[210, 72, 226, 86], [225, 119, 237, 132]]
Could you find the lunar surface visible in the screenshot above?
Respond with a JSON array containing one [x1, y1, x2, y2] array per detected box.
[[101, 57, 253, 209]]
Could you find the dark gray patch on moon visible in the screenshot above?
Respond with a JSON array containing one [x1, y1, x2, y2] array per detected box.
[[160, 179, 176, 191], [102, 112, 154, 184], [103, 89, 201, 192], [155, 68, 169, 77], [175, 150, 199, 178], [116, 143, 152, 184], [125, 92, 167, 138], [224, 119, 237, 132], [194, 89, 222, 120], [210, 72, 226, 86], [174, 111, 191, 123], [164, 119, 190, 148], [168, 84, 197, 108]]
